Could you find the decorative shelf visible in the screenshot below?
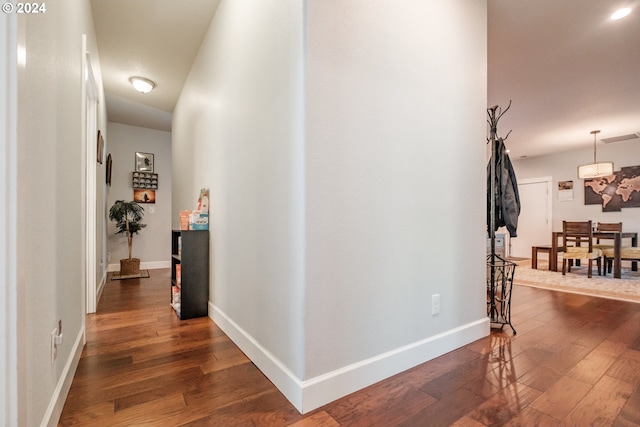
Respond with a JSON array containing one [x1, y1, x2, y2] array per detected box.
[[132, 172, 158, 189]]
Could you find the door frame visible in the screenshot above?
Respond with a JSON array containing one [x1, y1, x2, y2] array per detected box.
[[83, 41, 99, 314], [1, 12, 19, 426], [505, 176, 553, 257]]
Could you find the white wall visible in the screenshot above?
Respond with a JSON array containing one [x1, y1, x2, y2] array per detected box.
[[173, 0, 488, 413], [302, 0, 488, 409], [106, 122, 172, 270], [512, 139, 640, 233], [15, 1, 107, 424], [173, 0, 306, 382]]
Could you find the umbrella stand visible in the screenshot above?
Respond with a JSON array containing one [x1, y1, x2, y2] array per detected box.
[[487, 103, 517, 334]]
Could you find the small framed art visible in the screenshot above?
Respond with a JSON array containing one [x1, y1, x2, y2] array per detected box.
[[135, 152, 154, 172], [134, 189, 156, 204], [97, 131, 104, 164], [106, 153, 112, 186]]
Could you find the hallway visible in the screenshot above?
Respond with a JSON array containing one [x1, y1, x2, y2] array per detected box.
[[59, 269, 640, 426]]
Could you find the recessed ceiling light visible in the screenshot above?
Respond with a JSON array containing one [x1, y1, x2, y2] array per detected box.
[[129, 76, 155, 93], [611, 7, 631, 20]]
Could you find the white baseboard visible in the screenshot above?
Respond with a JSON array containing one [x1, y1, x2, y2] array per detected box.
[[211, 304, 304, 410], [141, 261, 170, 270], [300, 317, 489, 413], [211, 302, 489, 414], [41, 326, 85, 427], [107, 260, 170, 272], [96, 270, 107, 303]]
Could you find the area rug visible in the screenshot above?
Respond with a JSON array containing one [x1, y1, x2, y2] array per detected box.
[[110, 270, 150, 281], [511, 259, 640, 303]]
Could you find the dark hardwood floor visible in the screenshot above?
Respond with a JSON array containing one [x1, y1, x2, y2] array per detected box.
[[59, 268, 640, 426]]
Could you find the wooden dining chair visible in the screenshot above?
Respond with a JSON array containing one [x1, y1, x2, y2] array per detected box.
[[594, 222, 622, 249], [594, 222, 622, 275], [561, 220, 602, 278], [602, 247, 640, 275]]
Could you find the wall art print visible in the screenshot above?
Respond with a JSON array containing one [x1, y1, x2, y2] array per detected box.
[[135, 152, 154, 172], [97, 131, 104, 164], [584, 165, 640, 212], [134, 189, 156, 204]]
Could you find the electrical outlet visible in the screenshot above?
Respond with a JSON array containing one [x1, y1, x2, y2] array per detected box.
[[51, 328, 58, 364], [432, 294, 440, 315]]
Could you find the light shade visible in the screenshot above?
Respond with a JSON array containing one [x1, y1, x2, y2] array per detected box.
[[577, 162, 614, 179], [611, 8, 631, 20], [578, 129, 614, 179], [129, 76, 155, 93]]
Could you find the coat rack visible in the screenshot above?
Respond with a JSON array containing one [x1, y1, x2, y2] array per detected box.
[[487, 101, 517, 334]]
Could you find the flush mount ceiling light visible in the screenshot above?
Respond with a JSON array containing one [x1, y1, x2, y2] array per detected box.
[[577, 130, 614, 179], [129, 76, 155, 93], [611, 7, 632, 20]]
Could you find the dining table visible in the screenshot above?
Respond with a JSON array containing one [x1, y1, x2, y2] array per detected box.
[[549, 231, 638, 278]]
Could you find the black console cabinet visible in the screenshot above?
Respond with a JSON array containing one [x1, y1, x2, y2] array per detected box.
[[171, 230, 209, 319]]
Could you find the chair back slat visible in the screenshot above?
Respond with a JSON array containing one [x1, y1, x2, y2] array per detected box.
[[597, 222, 622, 232], [562, 220, 594, 252], [596, 222, 622, 244]]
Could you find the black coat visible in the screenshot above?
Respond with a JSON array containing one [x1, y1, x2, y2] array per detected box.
[[487, 138, 520, 238]]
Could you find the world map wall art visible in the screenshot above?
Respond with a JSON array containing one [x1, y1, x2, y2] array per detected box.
[[584, 165, 640, 212]]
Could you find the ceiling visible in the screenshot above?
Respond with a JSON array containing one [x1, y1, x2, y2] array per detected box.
[[91, 0, 640, 158], [90, 0, 221, 132], [489, 0, 640, 159]]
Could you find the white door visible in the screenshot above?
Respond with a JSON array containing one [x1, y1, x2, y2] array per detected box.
[[509, 177, 552, 258]]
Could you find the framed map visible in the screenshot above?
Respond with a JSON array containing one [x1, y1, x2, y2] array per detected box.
[[584, 165, 640, 212]]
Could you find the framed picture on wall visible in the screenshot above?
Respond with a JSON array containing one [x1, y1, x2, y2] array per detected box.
[[133, 189, 156, 204], [106, 153, 112, 186], [135, 152, 154, 172], [97, 131, 104, 164]]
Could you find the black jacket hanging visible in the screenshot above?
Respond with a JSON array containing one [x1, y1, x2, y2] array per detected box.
[[487, 137, 520, 238]]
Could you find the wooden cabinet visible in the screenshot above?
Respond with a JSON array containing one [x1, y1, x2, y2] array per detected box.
[[171, 230, 209, 319]]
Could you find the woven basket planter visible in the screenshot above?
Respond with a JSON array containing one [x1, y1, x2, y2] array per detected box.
[[119, 258, 141, 275]]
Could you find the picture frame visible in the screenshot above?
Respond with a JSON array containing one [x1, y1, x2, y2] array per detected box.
[[134, 189, 156, 204], [135, 152, 154, 172], [97, 131, 104, 164], [106, 153, 112, 186]]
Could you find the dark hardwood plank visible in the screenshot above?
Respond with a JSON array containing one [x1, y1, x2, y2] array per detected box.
[[515, 364, 563, 392], [58, 272, 640, 426], [285, 411, 340, 427], [562, 375, 633, 426], [607, 349, 640, 385], [502, 406, 561, 427], [528, 375, 592, 420], [465, 381, 541, 426], [613, 382, 640, 426], [324, 374, 437, 426], [398, 387, 485, 427], [566, 339, 626, 385]]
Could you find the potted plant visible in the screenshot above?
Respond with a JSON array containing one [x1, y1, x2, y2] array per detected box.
[[108, 200, 147, 275]]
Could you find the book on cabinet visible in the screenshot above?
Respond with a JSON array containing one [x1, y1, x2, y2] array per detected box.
[[171, 229, 209, 319]]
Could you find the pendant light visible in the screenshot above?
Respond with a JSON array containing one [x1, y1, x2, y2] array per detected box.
[[577, 130, 614, 179]]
